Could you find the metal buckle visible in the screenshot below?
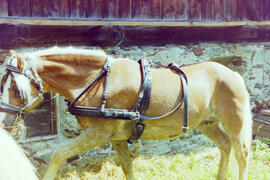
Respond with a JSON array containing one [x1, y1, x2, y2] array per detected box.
[[182, 126, 189, 133], [132, 111, 140, 121]]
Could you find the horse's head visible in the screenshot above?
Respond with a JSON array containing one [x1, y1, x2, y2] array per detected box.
[[0, 50, 44, 129]]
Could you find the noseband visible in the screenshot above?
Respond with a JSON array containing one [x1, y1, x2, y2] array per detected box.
[[0, 60, 44, 115]]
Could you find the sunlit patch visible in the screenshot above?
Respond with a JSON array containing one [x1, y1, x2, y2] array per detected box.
[[0, 76, 12, 124], [12, 73, 32, 102], [1, 75, 11, 104]]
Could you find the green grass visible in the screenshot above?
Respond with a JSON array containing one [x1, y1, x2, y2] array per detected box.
[[58, 139, 270, 180]]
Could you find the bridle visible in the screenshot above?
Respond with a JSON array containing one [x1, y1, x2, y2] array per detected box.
[[0, 56, 44, 115]]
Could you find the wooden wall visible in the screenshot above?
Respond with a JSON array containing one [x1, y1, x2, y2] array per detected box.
[[1, 0, 270, 49], [0, 0, 270, 21]]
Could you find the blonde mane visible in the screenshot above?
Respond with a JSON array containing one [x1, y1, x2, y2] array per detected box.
[[23, 46, 108, 61]]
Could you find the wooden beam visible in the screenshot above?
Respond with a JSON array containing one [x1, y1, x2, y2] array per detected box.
[[1, 21, 270, 49], [2, 18, 270, 27]]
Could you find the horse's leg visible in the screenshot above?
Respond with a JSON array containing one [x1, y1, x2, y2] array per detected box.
[[198, 121, 231, 180], [42, 127, 111, 180], [225, 121, 251, 180], [111, 141, 134, 180], [217, 91, 252, 180]]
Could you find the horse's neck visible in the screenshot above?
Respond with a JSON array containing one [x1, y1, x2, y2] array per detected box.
[[35, 54, 106, 100]]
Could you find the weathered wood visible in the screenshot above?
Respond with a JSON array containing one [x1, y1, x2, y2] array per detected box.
[[253, 122, 270, 139], [2, 0, 270, 22], [8, 0, 30, 17], [263, 0, 270, 20], [103, 0, 119, 18], [3, 18, 270, 27], [163, 0, 176, 19], [214, 0, 224, 20], [0, 0, 8, 17], [2, 24, 270, 49], [70, 0, 86, 18], [189, 0, 201, 20], [48, 0, 69, 17], [119, 0, 132, 18], [202, 0, 214, 20], [151, 0, 161, 19], [132, 0, 151, 19], [226, 0, 240, 21], [253, 111, 270, 139], [242, 0, 260, 21], [176, 0, 188, 20], [87, 0, 103, 18], [31, 0, 48, 17]]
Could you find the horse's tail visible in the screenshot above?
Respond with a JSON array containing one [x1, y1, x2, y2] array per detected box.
[[241, 86, 253, 153], [235, 71, 253, 153]]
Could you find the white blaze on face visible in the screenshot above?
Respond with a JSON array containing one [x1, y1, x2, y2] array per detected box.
[[0, 55, 18, 126], [0, 76, 12, 125]]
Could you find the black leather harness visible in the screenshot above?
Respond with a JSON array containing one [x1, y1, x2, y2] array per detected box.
[[68, 58, 188, 143]]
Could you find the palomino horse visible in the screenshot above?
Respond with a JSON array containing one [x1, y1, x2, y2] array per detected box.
[[0, 47, 252, 180], [0, 126, 38, 180]]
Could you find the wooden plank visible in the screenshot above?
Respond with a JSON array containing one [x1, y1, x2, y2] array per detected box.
[[132, 0, 151, 19], [176, 0, 188, 20], [242, 0, 261, 21], [8, 0, 31, 17], [260, 0, 270, 21], [3, 19, 270, 27], [214, 0, 224, 20], [151, 0, 161, 19], [163, 0, 176, 19], [189, 0, 201, 21], [119, 0, 131, 18], [70, 0, 86, 18], [103, 0, 119, 18], [31, 0, 48, 17], [226, 0, 240, 21], [0, 0, 8, 17], [202, 0, 214, 20], [261, 110, 270, 116], [2, 24, 270, 49], [87, 0, 103, 18], [48, 0, 69, 17], [265, 0, 270, 20], [253, 122, 270, 138]]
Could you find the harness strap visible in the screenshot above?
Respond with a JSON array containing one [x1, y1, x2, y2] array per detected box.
[[180, 73, 188, 132], [69, 58, 113, 107], [1, 102, 20, 112], [128, 59, 152, 144], [101, 58, 113, 112], [168, 63, 189, 132]]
